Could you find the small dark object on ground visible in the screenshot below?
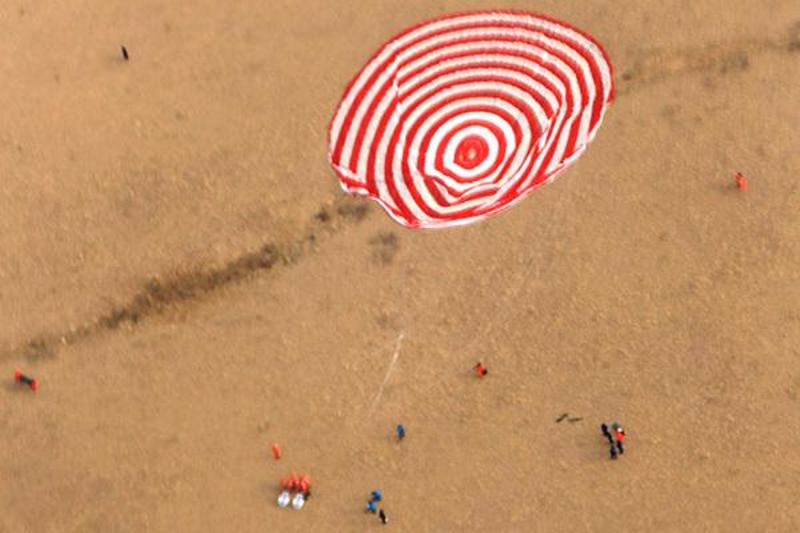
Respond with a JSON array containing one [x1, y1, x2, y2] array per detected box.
[[315, 208, 330, 222], [567, 417, 583, 423], [121, 46, 129, 60], [556, 413, 568, 423]]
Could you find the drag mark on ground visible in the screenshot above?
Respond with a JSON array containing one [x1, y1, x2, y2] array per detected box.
[[0, 196, 371, 363], [616, 22, 800, 94]]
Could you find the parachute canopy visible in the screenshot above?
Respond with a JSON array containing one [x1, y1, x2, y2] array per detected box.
[[328, 11, 614, 229]]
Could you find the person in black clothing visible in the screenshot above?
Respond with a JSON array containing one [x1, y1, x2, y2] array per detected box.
[[600, 423, 613, 445], [379, 509, 388, 525], [609, 443, 618, 460]]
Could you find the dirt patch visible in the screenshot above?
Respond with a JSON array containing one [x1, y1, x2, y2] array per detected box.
[[369, 232, 399, 265]]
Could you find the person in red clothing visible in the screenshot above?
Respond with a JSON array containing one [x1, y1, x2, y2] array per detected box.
[[298, 474, 311, 498], [612, 423, 625, 454], [734, 172, 748, 191], [475, 362, 488, 378]]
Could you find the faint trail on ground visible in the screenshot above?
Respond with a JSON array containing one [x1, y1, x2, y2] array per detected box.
[[367, 332, 405, 417], [3, 22, 798, 364], [616, 22, 800, 95]]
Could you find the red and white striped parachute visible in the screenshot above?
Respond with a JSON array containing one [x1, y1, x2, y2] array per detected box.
[[328, 11, 614, 229]]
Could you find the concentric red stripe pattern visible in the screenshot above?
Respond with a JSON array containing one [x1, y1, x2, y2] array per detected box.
[[329, 11, 614, 229]]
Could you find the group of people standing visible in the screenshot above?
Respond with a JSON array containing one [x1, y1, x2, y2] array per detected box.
[[601, 423, 626, 459]]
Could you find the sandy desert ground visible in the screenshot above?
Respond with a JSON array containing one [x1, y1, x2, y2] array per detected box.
[[1, 1, 799, 531]]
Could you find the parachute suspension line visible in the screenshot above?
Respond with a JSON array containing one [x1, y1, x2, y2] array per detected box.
[[367, 332, 406, 417]]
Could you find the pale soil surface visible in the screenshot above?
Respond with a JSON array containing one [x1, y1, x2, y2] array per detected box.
[[1, 1, 799, 532]]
